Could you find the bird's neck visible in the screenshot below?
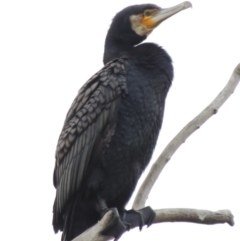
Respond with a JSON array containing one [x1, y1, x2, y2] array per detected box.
[[103, 34, 134, 64]]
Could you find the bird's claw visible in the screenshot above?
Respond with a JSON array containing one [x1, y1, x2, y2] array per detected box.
[[138, 206, 156, 227], [123, 206, 156, 230], [100, 208, 129, 241]]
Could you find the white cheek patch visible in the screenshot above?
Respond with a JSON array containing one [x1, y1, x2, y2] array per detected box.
[[130, 15, 153, 36]]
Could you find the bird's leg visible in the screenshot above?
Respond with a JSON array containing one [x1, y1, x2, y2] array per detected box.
[[95, 196, 130, 241], [123, 206, 156, 230], [95, 195, 109, 217]]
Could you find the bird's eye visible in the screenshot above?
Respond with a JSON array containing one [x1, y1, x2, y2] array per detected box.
[[144, 10, 151, 16]]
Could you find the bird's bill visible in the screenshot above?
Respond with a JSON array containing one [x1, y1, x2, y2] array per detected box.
[[142, 1, 192, 29]]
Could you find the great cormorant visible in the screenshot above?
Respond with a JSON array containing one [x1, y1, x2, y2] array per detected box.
[[53, 2, 191, 241]]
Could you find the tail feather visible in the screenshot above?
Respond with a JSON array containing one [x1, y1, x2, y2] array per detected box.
[[53, 198, 64, 233], [53, 195, 100, 241]]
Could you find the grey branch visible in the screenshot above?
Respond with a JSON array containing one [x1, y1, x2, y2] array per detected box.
[[132, 64, 240, 210], [72, 208, 234, 241], [154, 208, 234, 226]]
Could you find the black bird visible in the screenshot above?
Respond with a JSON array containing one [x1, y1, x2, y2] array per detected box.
[[53, 2, 191, 241]]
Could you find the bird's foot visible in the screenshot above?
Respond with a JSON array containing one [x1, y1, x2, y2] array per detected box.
[[123, 206, 156, 230], [100, 208, 130, 241]]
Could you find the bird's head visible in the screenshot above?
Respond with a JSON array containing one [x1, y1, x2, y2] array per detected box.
[[107, 1, 192, 46]]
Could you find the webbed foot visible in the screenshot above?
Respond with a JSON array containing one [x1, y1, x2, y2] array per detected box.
[[100, 208, 130, 241], [123, 206, 156, 230]]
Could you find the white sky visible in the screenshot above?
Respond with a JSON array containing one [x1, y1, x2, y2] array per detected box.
[[0, 0, 239, 241]]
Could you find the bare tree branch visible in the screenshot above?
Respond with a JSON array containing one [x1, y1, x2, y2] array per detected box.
[[133, 64, 240, 209], [154, 208, 234, 226], [72, 208, 234, 241]]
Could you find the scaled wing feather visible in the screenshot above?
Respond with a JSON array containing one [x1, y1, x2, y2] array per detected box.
[[53, 58, 128, 215]]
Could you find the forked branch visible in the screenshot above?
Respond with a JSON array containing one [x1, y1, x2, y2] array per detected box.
[[73, 208, 234, 241]]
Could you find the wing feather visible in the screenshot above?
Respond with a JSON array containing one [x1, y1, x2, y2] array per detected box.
[[53, 58, 128, 217]]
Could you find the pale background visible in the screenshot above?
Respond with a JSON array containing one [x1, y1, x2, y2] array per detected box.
[[0, 0, 239, 240]]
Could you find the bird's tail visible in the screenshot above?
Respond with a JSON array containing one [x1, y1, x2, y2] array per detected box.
[[52, 197, 64, 234], [58, 195, 100, 241]]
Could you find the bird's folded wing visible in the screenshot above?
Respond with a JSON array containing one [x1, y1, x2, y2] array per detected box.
[[53, 58, 128, 214]]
